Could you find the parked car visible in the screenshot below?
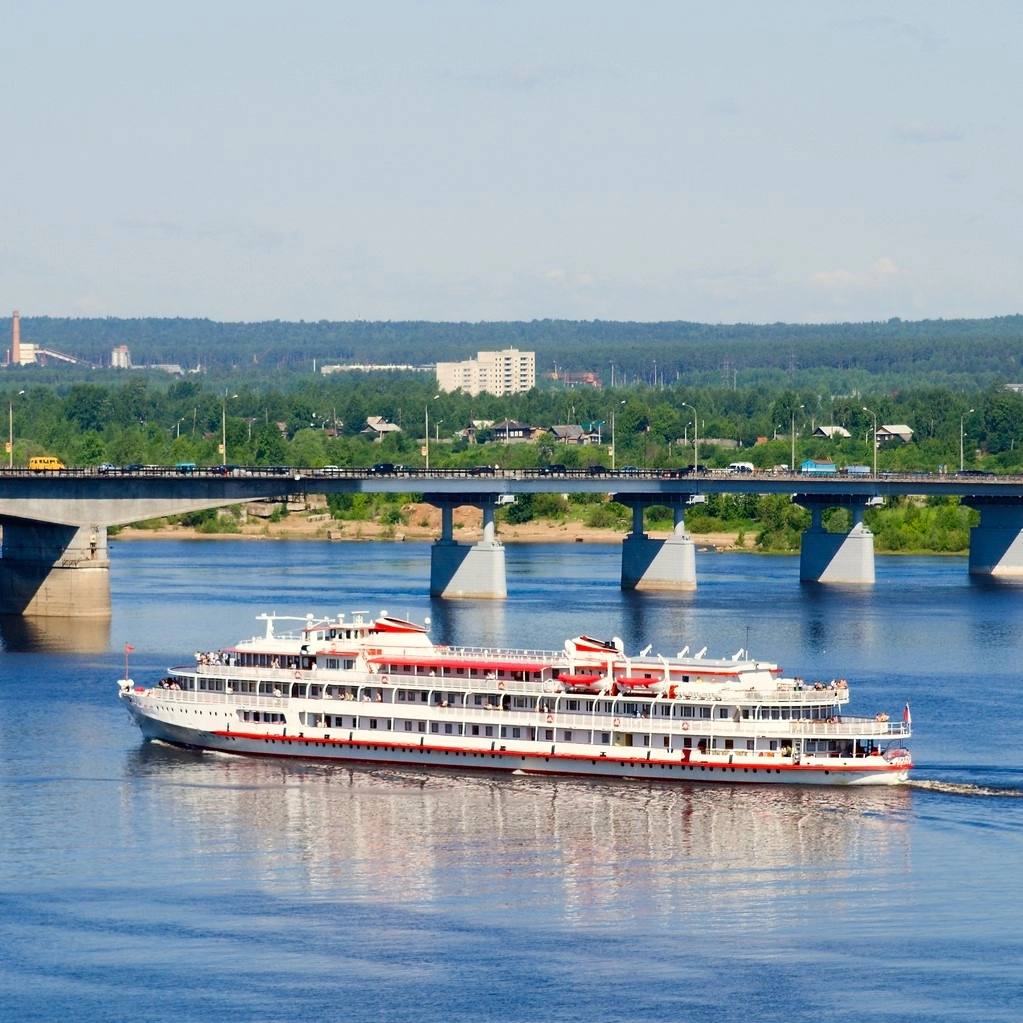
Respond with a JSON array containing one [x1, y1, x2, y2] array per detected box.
[[469, 465, 496, 476], [619, 465, 640, 475], [585, 464, 611, 475], [369, 462, 395, 475]]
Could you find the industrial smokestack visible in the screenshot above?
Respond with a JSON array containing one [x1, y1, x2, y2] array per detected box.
[[12, 310, 20, 365]]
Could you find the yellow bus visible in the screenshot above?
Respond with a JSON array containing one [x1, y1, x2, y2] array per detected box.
[[28, 456, 66, 471]]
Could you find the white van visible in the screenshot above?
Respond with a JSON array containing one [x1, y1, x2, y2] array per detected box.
[[728, 461, 756, 474]]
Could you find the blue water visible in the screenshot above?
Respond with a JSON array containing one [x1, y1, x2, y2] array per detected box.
[[2, 541, 1022, 1022]]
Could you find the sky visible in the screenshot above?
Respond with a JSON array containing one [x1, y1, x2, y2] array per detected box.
[[3, 1, 1022, 325]]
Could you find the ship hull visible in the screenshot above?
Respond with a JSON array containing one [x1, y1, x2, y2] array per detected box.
[[126, 703, 909, 786]]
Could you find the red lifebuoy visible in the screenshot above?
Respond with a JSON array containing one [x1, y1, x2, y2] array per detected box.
[[381, 675, 389, 685], [613, 717, 621, 727], [294, 670, 301, 679], [681, 721, 689, 731], [497, 681, 506, 691], [668, 685, 678, 699], [546, 713, 554, 724]]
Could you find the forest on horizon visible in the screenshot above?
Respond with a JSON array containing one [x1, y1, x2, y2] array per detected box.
[[10, 313, 1023, 392]]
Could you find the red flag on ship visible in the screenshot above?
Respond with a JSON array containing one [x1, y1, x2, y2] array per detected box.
[[125, 644, 135, 653], [903, 703, 911, 726]]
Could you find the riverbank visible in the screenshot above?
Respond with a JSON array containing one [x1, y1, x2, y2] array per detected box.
[[111, 502, 749, 550]]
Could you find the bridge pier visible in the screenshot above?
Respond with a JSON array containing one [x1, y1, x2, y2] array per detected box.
[[0, 520, 110, 616], [964, 498, 1023, 577], [797, 499, 876, 584], [427, 497, 506, 599], [620, 498, 699, 591]]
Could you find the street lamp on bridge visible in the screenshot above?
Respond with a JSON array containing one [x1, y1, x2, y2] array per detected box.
[[8, 390, 24, 468], [862, 406, 878, 476], [960, 408, 975, 472], [680, 402, 699, 470]]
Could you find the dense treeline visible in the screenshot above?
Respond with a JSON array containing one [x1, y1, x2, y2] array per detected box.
[[13, 313, 1023, 391], [6, 376, 1023, 474]]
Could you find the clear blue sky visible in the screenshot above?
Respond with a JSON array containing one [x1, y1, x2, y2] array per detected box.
[[3, 1, 1021, 325]]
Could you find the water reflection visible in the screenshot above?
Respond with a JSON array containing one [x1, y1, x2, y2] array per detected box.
[[123, 744, 912, 928], [0, 613, 111, 652]]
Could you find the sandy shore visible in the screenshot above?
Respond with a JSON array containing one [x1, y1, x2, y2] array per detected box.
[[112, 502, 747, 550]]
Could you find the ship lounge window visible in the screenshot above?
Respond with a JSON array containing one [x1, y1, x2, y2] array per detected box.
[[513, 697, 529, 709], [567, 700, 579, 711], [623, 703, 638, 716], [698, 706, 711, 719], [474, 695, 484, 706], [680, 706, 695, 718], [717, 707, 730, 719]]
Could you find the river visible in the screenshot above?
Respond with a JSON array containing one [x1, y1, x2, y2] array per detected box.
[[1, 540, 1021, 1022]]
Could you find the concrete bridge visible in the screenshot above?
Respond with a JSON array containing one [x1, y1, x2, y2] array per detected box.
[[2, 466, 1022, 616]]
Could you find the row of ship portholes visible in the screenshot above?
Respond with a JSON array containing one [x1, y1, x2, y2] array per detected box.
[[228, 735, 793, 772]]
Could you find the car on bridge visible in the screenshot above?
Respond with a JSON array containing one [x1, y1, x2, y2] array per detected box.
[[97, 463, 119, 475]]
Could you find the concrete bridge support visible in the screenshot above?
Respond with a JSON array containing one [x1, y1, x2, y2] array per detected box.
[[964, 498, 1023, 577], [0, 520, 111, 616], [620, 499, 698, 591], [428, 498, 507, 599], [798, 501, 876, 584]]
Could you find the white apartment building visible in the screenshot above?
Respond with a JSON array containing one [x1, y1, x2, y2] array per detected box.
[[436, 348, 536, 396]]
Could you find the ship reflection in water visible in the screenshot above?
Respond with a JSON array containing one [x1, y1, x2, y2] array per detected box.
[[0, 613, 111, 653], [124, 744, 912, 929]]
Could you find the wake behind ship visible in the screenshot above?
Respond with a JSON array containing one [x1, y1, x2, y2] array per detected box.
[[119, 610, 912, 786]]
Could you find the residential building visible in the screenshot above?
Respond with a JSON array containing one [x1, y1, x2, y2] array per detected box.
[[436, 348, 536, 396]]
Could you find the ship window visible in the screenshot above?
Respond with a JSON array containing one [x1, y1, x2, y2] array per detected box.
[[747, 739, 755, 750], [430, 722, 439, 733], [511, 727, 521, 739], [471, 725, 480, 736], [485, 726, 493, 737], [456, 668, 465, 675], [568, 700, 579, 711], [681, 706, 695, 718], [404, 721, 413, 731], [444, 723, 453, 734], [682, 737, 692, 749], [698, 707, 711, 719], [717, 708, 729, 719], [601, 732, 610, 744], [474, 695, 484, 706], [663, 736, 670, 747], [563, 730, 572, 741], [369, 719, 378, 729], [545, 729, 554, 740]]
